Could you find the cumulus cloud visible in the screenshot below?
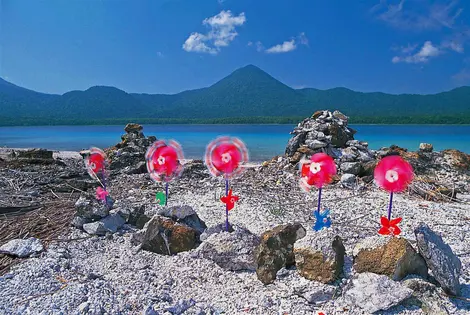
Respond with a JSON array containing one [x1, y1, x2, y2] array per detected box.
[[266, 39, 297, 54], [183, 10, 246, 55], [263, 33, 309, 54], [392, 41, 441, 63]]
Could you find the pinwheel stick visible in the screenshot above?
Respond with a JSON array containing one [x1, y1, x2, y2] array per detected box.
[[387, 192, 394, 221], [316, 187, 322, 214], [165, 181, 169, 206], [225, 178, 229, 232]]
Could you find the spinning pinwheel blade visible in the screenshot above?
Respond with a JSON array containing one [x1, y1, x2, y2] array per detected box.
[[205, 136, 249, 232], [146, 140, 184, 206]]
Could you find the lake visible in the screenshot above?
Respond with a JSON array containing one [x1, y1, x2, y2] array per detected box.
[[1, 124, 469, 162]]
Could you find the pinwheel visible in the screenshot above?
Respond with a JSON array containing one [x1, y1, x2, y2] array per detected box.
[[300, 153, 337, 231], [374, 155, 414, 236], [85, 147, 113, 206], [205, 136, 249, 232], [146, 140, 184, 206]]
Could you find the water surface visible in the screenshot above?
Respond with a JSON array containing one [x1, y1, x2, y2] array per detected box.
[[1, 124, 469, 161]]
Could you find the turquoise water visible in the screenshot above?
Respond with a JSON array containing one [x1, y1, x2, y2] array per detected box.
[[0, 124, 469, 161]]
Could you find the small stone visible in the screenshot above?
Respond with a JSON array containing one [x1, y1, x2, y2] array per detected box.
[[353, 236, 428, 281], [0, 237, 43, 258], [306, 140, 328, 150], [341, 272, 413, 313], [78, 302, 90, 313], [414, 222, 462, 296]]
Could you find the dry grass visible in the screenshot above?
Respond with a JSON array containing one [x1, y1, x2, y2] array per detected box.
[[0, 195, 76, 276]]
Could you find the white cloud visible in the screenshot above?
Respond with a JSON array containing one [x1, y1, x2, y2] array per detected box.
[[266, 39, 296, 54], [263, 33, 308, 54], [392, 41, 441, 63], [183, 10, 246, 55], [372, 0, 463, 31], [255, 41, 264, 52], [156, 51, 164, 58]]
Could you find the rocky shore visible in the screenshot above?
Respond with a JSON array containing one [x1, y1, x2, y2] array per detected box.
[[1, 112, 470, 315]]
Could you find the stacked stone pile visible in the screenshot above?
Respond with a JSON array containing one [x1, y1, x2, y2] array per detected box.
[[106, 123, 157, 175]]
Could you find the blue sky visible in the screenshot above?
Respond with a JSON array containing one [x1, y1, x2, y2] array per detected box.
[[1, 0, 470, 95]]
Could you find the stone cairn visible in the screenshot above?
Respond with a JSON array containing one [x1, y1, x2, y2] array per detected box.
[[285, 110, 376, 187], [106, 123, 157, 175]]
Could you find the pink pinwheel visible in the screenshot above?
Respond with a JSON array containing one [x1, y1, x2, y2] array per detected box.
[[205, 136, 249, 231], [85, 147, 112, 205], [300, 153, 337, 191], [96, 186, 109, 201], [374, 155, 414, 236], [146, 140, 184, 206], [374, 155, 414, 193], [205, 136, 248, 178], [299, 153, 337, 232]]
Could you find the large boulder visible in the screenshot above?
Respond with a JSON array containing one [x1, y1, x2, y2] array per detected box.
[[414, 223, 462, 296], [140, 215, 199, 255], [294, 230, 345, 284], [157, 205, 207, 235], [194, 225, 260, 271], [254, 223, 306, 284], [353, 236, 428, 281]]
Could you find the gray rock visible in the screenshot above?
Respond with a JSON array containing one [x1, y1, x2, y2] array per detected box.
[[306, 140, 328, 150], [414, 222, 462, 296], [341, 272, 413, 313], [114, 201, 146, 226], [340, 147, 358, 162], [195, 225, 260, 271], [82, 213, 125, 235], [75, 196, 109, 220], [340, 162, 362, 175], [0, 237, 43, 258], [285, 133, 306, 156], [165, 298, 196, 315], [340, 174, 357, 189]]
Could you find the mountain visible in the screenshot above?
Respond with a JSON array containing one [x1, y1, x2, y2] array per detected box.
[[1, 65, 470, 125]]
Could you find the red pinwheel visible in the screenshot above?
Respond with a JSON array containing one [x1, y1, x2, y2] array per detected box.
[[374, 155, 414, 193], [205, 136, 248, 179], [146, 140, 184, 183], [300, 153, 337, 192], [220, 189, 239, 211], [205, 136, 249, 232], [378, 217, 402, 236], [374, 155, 414, 237]]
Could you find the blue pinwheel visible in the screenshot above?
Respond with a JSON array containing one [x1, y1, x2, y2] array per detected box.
[[313, 208, 332, 231]]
